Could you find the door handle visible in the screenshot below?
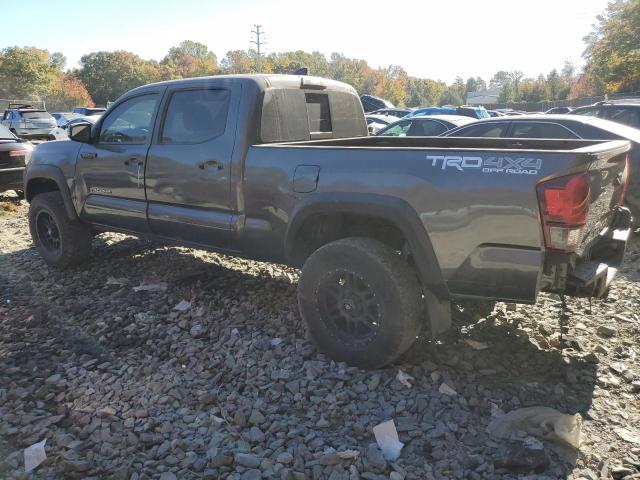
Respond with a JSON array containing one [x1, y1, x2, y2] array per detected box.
[[198, 159, 223, 171], [80, 152, 97, 160]]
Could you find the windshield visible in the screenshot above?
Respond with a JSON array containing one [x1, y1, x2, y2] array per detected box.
[[21, 111, 53, 120], [0, 124, 17, 139]]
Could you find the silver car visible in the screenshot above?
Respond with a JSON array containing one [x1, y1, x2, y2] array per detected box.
[[1, 106, 57, 140]]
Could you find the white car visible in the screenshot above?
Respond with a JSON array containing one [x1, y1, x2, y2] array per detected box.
[[48, 114, 102, 140], [51, 112, 82, 127], [365, 114, 400, 135]]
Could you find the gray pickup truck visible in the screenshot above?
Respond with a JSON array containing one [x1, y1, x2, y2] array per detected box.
[[24, 74, 632, 368]]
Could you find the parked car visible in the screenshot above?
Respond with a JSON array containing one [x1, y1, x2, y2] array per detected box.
[[377, 115, 476, 136], [572, 101, 640, 129], [51, 112, 82, 127], [488, 110, 507, 117], [48, 115, 102, 140], [360, 94, 394, 113], [545, 106, 572, 114], [0, 124, 34, 196], [365, 114, 399, 134], [443, 114, 640, 226], [1, 105, 57, 140], [369, 108, 414, 118], [24, 74, 632, 368], [407, 105, 490, 119], [493, 109, 526, 116], [72, 106, 107, 116]]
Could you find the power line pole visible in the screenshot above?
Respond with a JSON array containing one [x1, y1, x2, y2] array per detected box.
[[251, 25, 265, 73]]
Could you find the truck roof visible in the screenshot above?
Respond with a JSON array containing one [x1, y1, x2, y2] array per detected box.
[[129, 74, 357, 95]]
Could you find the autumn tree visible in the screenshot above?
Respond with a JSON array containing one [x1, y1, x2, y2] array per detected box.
[[161, 40, 218, 78], [46, 75, 94, 110]]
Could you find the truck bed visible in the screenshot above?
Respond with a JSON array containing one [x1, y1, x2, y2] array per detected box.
[[245, 137, 630, 302]]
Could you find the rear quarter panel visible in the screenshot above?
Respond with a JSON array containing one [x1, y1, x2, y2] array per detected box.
[[242, 145, 603, 301]]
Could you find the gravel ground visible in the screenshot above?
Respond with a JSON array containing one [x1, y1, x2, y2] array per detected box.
[[1, 193, 639, 480]]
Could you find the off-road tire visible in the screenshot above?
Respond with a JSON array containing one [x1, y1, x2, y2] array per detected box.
[[298, 237, 424, 369], [29, 192, 92, 269]]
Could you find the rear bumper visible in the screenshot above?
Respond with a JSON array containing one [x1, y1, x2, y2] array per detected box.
[[565, 207, 632, 298]]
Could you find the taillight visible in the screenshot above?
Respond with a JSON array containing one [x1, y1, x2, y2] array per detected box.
[[617, 154, 630, 207], [9, 150, 29, 157], [536, 173, 591, 252]]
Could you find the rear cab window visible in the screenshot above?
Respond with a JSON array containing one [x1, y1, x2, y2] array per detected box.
[[305, 93, 332, 135]]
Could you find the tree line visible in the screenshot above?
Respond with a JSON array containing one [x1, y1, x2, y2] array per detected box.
[[0, 0, 637, 110]]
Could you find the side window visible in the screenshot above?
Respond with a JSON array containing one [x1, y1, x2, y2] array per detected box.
[[573, 107, 599, 117], [99, 94, 158, 144], [380, 120, 411, 136], [510, 122, 578, 139], [305, 93, 332, 133], [448, 123, 509, 137], [160, 89, 230, 144], [409, 120, 448, 136], [605, 108, 640, 128]]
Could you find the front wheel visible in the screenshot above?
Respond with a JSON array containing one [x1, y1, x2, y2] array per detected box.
[[29, 192, 92, 269], [297, 237, 424, 369]]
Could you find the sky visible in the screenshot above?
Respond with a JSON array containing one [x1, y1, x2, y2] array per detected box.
[[1, 0, 609, 84]]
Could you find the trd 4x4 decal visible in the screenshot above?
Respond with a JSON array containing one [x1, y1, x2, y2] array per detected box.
[[427, 155, 542, 175]]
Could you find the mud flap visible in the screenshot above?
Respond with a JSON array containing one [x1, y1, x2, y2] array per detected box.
[[423, 287, 452, 336]]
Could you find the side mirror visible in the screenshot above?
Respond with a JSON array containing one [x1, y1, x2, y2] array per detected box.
[[69, 122, 92, 143]]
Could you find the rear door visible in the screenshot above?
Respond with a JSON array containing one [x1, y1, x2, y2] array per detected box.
[[145, 82, 241, 249]]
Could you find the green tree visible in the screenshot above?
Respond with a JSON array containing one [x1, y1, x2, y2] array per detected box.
[[0, 47, 63, 99], [583, 0, 640, 93], [465, 76, 486, 93], [221, 50, 254, 74], [77, 51, 166, 105], [490, 70, 510, 89], [405, 78, 447, 107], [161, 40, 218, 78]]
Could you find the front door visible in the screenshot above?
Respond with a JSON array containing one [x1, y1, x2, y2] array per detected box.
[[76, 92, 161, 232], [145, 83, 240, 249]]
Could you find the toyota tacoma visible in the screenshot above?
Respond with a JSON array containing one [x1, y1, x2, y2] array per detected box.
[[24, 74, 632, 368]]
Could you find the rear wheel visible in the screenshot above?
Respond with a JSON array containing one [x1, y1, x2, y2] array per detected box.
[[29, 192, 92, 269], [298, 237, 424, 369]]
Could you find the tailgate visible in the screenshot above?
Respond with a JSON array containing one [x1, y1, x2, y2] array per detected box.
[[578, 140, 630, 255]]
